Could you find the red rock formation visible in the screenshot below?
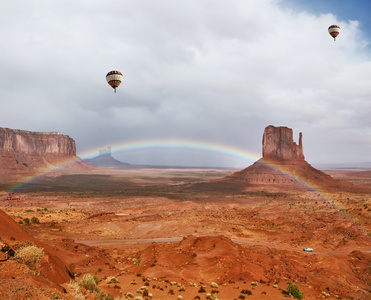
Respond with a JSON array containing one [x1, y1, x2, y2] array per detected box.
[[0, 208, 73, 284], [0, 127, 90, 174], [0, 128, 75, 156], [225, 125, 347, 191], [262, 125, 304, 160]]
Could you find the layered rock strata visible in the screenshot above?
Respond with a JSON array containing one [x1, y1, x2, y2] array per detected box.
[[0, 127, 82, 174], [0, 128, 75, 156]]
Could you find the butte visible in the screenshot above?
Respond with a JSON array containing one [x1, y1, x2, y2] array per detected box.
[[221, 125, 350, 192]]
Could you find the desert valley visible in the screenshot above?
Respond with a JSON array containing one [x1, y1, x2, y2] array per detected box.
[[0, 126, 370, 300]]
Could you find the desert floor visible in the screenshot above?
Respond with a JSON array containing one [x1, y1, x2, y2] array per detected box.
[[0, 167, 370, 300]]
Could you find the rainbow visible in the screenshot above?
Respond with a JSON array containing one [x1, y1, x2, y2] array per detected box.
[[81, 138, 261, 164], [81, 138, 365, 232], [0, 138, 367, 234], [2, 138, 260, 195], [3, 156, 83, 196], [0, 137, 339, 195]]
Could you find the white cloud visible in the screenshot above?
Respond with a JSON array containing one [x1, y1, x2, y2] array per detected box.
[[0, 0, 370, 167]]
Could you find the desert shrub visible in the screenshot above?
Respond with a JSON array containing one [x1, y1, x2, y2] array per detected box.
[[241, 289, 252, 295], [321, 291, 330, 298], [93, 289, 114, 300], [105, 276, 119, 284], [78, 273, 99, 292], [198, 286, 206, 293], [14, 245, 44, 270], [68, 278, 114, 300], [287, 281, 304, 300], [31, 216, 40, 224], [133, 257, 142, 266], [66, 281, 86, 300], [179, 285, 186, 292], [23, 218, 30, 226]]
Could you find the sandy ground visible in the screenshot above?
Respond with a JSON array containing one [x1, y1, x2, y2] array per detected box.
[[0, 167, 370, 299]]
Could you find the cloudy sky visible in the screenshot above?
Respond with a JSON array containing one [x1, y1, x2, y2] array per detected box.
[[1, 0, 370, 168]]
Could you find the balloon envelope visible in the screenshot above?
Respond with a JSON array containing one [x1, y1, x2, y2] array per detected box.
[[328, 25, 340, 40], [106, 70, 123, 92]]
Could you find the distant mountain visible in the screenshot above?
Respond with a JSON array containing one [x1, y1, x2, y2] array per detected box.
[[83, 153, 132, 169], [83, 149, 232, 170]]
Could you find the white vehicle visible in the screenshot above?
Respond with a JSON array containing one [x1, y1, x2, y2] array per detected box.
[[303, 248, 314, 252]]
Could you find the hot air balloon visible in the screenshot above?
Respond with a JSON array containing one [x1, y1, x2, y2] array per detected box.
[[328, 25, 340, 41], [106, 70, 123, 93]]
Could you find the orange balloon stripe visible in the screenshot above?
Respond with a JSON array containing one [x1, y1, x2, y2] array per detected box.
[[108, 80, 122, 88]]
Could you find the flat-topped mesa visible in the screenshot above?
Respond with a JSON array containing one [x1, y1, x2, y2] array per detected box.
[[0, 127, 85, 174], [0, 127, 75, 156], [262, 125, 304, 160]]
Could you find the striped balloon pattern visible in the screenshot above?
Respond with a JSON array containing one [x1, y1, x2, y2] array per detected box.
[[106, 70, 123, 92], [328, 25, 340, 41]]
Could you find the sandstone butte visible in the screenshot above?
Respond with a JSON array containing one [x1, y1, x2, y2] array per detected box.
[[0, 127, 90, 175], [224, 125, 354, 192]]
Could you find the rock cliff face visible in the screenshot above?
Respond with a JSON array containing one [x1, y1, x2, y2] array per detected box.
[[262, 125, 304, 160], [0, 128, 75, 156], [0, 127, 87, 174]]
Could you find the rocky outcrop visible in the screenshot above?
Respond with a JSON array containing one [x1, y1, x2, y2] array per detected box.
[[224, 125, 347, 191], [0, 127, 89, 174], [0, 128, 75, 156], [262, 125, 304, 160], [0, 208, 73, 285]]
